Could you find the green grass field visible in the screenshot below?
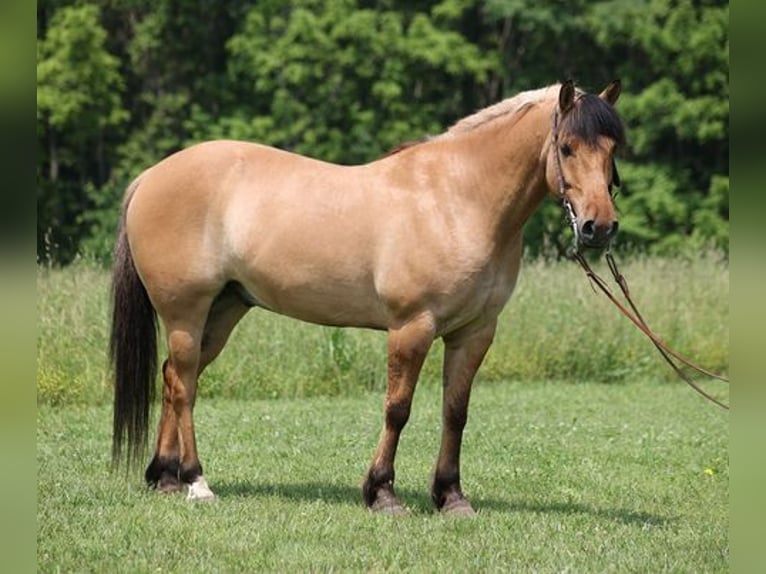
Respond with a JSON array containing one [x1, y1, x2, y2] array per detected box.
[[38, 381, 728, 572], [37, 254, 728, 571]]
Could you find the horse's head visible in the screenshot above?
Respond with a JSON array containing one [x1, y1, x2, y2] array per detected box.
[[545, 80, 625, 249]]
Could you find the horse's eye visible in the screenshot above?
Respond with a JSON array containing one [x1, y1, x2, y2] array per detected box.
[[560, 143, 573, 157]]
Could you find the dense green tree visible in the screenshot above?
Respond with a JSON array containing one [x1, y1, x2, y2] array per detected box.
[[216, 0, 494, 162], [586, 0, 729, 253], [36, 0, 729, 264], [37, 4, 128, 262]]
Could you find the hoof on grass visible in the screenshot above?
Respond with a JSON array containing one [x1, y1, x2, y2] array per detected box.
[[186, 476, 216, 502], [157, 476, 182, 494], [440, 497, 476, 517], [369, 490, 409, 516]]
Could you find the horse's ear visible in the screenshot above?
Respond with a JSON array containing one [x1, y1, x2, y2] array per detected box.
[[559, 80, 576, 114], [599, 80, 621, 106]]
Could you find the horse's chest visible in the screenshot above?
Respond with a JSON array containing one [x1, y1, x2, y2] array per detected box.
[[436, 244, 521, 333], [472, 263, 519, 314]]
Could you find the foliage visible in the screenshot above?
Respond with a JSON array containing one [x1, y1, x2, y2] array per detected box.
[[36, 0, 728, 264], [584, 0, 729, 254], [37, 254, 729, 405], [38, 383, 728, 571], [37, 3, 128, 263], [222, 0, 493, 163]]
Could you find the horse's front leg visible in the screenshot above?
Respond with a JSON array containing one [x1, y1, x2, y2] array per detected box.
[[432, 321, 497, 515], [363, 314, 435, 514]]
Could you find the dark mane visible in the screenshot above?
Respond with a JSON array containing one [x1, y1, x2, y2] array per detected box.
[[384, 85, 625, 158], [561, 93, 625, 147]]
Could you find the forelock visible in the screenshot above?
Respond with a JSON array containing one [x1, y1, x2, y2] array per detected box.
[[560, 94, 625, 147]]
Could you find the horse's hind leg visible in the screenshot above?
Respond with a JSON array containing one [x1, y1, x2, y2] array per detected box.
[[432, 321, 496, 516], [363, 314, 435, 514], [197, 283, 252, 375], [145, 284, 251, 498], [145, 359, 183, 493], [166, 331, 215, 501], [141, 289, 215, 501]]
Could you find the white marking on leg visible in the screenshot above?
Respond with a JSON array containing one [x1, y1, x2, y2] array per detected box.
[[186, 476, 216, 501]]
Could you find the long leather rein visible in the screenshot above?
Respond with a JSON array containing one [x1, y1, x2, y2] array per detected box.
[[551, 108, 729, 410]]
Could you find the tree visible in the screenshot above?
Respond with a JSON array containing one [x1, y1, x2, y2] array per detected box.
[[478, 0, 728, 256], [220, 0, 495, 163], [586, 0, 729, 253], [36, 0, 728, 263], [37, 4, 127, 263]]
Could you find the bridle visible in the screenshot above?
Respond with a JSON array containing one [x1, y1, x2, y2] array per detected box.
[[551, 106, 580, 244], [551, 105, 729, 410]]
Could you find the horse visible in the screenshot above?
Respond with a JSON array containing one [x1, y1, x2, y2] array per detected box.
[[110, 80, 625, 515]]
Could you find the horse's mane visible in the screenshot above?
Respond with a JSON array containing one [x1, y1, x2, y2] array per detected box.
[[559, 92, 625, 147], [384, 83, 623, 156], [445, 85, 559, 135]]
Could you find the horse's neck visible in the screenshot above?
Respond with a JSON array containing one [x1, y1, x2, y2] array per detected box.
[[447, 100, 553, 242]]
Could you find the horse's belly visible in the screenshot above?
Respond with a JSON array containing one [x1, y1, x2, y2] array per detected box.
[[236, 266, 388, 329]]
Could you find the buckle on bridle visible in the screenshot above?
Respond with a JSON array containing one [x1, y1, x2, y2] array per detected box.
[[563, 198, 579, 249]]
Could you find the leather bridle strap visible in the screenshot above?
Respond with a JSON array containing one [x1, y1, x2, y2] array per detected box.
[[604, 251, 728, 382], [552, 108, 579, 243], [570, 249, 729, 410]]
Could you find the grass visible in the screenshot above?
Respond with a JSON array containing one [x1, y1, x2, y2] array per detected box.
[[37, 253, 729, 569], [37, 380, 728, 572], [36, 252, 729, 404]]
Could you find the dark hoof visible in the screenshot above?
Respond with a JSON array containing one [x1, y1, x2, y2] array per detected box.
[[145, 455, 181, 493], [157, 474, 182, 493], [369, 491, 409, 516], [440, 496, 476, 517]]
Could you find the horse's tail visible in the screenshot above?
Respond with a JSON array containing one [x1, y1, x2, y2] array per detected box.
[[110, 176, 157, 469]]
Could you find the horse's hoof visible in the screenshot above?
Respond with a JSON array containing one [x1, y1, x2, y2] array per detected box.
[[368, 490, 409, 516], [158, 482, 182, 494], [186, 476, 216, 502], [440, 497, 476, 517], [157, 475, 182, 494]]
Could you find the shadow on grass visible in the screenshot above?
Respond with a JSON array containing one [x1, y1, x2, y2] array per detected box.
[[478, 497, 673, 527], [214, 480, 672, 525], [215, 480, 432, 513], [215, 480, 361, 506]]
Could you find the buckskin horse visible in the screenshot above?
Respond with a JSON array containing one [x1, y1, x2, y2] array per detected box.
[[111, 80, 624, 515]]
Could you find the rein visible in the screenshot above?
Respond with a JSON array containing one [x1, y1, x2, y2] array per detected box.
[[551, 108, 729, 410]]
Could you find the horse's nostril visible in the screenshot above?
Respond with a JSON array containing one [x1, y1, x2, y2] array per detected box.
[[581, 220, 596, 239]]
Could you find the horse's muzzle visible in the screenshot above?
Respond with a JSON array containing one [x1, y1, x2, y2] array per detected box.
[[579, 219, 618, 248]]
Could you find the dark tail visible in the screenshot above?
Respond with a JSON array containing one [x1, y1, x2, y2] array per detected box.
[[110, 179, 158, 469]]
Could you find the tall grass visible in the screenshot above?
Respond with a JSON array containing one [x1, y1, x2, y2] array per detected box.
[[37, 252, 728, 405]]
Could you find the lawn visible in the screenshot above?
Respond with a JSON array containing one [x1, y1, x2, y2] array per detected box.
[[38, 379, 728, 572]]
